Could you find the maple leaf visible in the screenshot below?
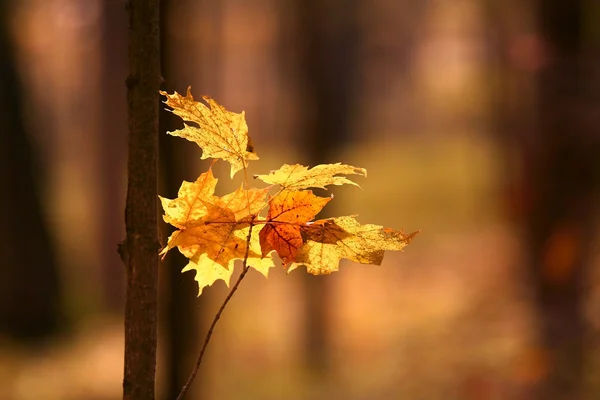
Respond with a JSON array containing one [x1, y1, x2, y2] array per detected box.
[[160, 172, 276, 294], [180, 231, 275, 295], [255, 163, 366, 190], [160, 88, 259, 178], [159, 169, 218, 229], [216, 184, 269, 221], [168, 201, 252, 268], [259, 190, 332, 264], [179, 228, 275, 295], [181, 251, 234, 296], [289, 216, 418, 275], [161, 179, 269, 265]]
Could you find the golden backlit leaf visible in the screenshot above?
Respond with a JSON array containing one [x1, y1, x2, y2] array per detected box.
[[162, 184, 269, 263], [255, 163, 366, 190], [180, 229, 275, 295], [182, 251, 235, 296], [160, 176, 275, 295], [259, 190, 332, 264], [289, 216, 418, 275], [160, 88, 259, 178], [160, 174, 269, 256], [217, 185, 270, 221], [159, 169, 217, 229], [168, 201, 251, 268]]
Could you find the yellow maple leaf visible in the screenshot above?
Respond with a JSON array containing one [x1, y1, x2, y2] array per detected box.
[[161, 182, 270, 263], [182, 251, 235, 296], [168, 201, 251, 268], [160, 88, 259, 178], [180, 228, 275, 295], [254, 163, 366, 190], [289, 216, 418, 275], [216, 185, 269, 221], [159, 169, 218, 229], [160, 173, 276, 294], [259, 190, 332, 264]]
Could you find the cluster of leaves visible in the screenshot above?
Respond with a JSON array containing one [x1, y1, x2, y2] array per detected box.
[[159, 88, 417, 295]]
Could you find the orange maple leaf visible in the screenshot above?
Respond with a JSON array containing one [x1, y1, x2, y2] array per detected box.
[[259, 190, 332, 265]]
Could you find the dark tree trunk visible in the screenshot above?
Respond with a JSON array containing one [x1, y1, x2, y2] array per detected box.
[[292, 0, 360, 376], [159, 0, 204, 398], [0, 0, 63, 341], [121, 0, 161, 399], [524, 1, 599, 398]]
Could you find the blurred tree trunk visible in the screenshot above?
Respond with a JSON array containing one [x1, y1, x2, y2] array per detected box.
[[524, 1, 599, 398], [489, 0, 599, 398], [159, 0, 208, 398], [158, 79, 201, 399], [0, 0, 63, 341], [292, 0, 360, 377], [159, 1, 224, 398], [100, 0, 128, 312]]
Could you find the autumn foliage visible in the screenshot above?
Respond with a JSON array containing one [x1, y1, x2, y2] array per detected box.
[[159, 88, 417, 295]]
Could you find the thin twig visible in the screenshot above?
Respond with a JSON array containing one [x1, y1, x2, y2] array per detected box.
[[175, 221, 255, 400]]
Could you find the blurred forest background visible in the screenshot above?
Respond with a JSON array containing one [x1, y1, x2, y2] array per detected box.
[[1, 0, 599, 399]]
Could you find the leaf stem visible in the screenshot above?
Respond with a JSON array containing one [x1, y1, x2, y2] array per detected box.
[[175, 220, 255, 400]]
